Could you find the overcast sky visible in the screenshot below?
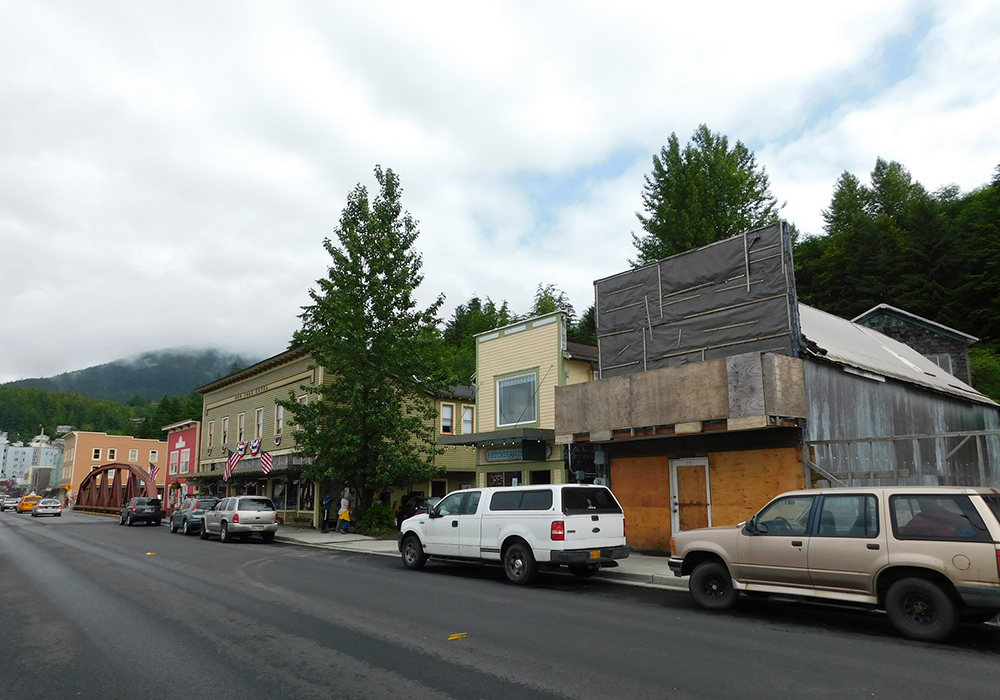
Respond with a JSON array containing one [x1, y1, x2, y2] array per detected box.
[[2, 1, 998, 384]]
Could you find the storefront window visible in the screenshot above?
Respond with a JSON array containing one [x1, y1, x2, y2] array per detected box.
[[300, 480, 314, 511], [288, 477, 300, 511]]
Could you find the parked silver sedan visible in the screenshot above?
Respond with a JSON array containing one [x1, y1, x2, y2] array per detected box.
[[31, 498, 63, 517], [200, 496, 279, 543]]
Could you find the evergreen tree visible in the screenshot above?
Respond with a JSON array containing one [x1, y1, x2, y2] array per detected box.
[[568, 304, 597, 346], [280, 166, 447, 507], [442, 295, 512, 384], [632, 124, 779, 265], [530, 283, 575, 319]]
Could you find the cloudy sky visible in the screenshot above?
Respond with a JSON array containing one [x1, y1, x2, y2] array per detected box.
[[2, 1, 998, 384]]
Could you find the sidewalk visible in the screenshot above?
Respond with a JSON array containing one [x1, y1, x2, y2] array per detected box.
[[274, 527, 688, 591]]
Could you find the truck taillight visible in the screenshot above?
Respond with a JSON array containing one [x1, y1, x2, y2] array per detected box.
[[670, 537, 675, 556], [623, 516, 627, 540], [550, 521, 565, 541], [232, 513, 240, 523]]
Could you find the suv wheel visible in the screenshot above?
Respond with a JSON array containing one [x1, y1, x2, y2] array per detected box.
[[200, 523, 210, 540], [401, 535, 427, 570], [886, 577, 958, 642], [503, 542, 538, 585], [689, 561, 738, 610], [169, 519, 179, 533], [220, 522, 232, 543]]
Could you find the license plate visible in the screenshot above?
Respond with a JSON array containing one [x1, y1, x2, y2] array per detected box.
[[590, 550, 601, 560], [251, 525, 264, 531]]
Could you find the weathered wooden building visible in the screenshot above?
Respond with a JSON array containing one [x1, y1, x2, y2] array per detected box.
[[555, 223, 999, 552]]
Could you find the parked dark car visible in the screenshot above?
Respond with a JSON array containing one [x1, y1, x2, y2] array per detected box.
[[119, 497, 163, 526], [396, 495, 441, 530], [169, 496, 220, 535]]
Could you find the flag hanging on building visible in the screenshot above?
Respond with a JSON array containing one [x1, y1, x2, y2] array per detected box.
[[261, 451, 273, 475], [249, 438, 261, 456], [149, 464, 159, 481], [237, 441, 247, 456], [226, 448, 243, 481]]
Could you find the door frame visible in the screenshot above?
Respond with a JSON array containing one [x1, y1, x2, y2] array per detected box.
[[669, 457, 712, 534]]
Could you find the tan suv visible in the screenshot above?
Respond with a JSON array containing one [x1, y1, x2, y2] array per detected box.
[[668, 487, 1000, 641]]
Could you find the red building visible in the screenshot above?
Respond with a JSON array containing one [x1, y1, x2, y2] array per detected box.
[[163, 419, 201, 512]]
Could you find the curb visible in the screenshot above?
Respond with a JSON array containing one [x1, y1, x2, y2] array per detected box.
[[273, 535, 690, 590]]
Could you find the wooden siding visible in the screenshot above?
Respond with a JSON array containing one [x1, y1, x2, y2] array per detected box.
[[610, 446, 804, 552], [477, 316, 561, 431]]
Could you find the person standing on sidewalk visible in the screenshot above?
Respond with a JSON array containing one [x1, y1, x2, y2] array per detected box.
[[320, 492, 333, 533], [338, 493, 351, 534]]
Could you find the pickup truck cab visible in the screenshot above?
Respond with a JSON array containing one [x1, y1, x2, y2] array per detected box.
[[399, 484, 630, 584]]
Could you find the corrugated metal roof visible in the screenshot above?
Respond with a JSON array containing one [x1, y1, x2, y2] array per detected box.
[[798, 304, 995, 406]]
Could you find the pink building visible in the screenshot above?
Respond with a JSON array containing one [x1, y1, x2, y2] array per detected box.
[[163, 419, 201, 512]]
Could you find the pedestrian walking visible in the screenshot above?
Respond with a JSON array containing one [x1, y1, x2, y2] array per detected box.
[[320, 492, 333, 533]]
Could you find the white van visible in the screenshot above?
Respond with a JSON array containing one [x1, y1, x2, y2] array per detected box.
[[398, 484, 630, 584]]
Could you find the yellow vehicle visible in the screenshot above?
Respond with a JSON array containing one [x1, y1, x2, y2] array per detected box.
[[17, 495, 42, 513]]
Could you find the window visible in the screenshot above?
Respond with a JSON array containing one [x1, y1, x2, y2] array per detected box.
[[237, 413, 245, 442], [562, 487, 622, 515], [222, 416, 229, 445], [462, 406, 474, 434], [274, 406, 283, 436], [816, 495, 878, 537], [461, 491, 482, 515], [150, 450, 158, 463], [208, 421, 215, 448], [255, 408, 264, 439], [435, 492, 465, 516], [925, 353, 953, 374], [497, 373, 537, 427], [129, 449, 138, 462], [754, 496, 814, 536], [169, 451, 180, 475], [891, 495, 990, 542], [107, 448, 117, 461], [180, 449, 190, 474], [490, 489, 553, 511], [92, 448, 102, 460], [440, 404, 454, 434]]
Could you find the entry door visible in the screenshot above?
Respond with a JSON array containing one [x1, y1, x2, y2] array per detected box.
[[669, 458, 711, 534]]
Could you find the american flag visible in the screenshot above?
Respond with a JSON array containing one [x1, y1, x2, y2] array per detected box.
[[261, 451, 273, 475], [149, 463, 159, 481], [225, 448, 243, 481]]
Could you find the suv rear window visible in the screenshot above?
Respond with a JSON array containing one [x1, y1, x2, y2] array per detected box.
[[890, 494, 991, 542], [490, 489, 553, 511], [136, 498, 161, 507], [240, 498, 276, 511], [561, 487, 622, 515]]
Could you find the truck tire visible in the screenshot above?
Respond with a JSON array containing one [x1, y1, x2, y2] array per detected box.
[[503, 542, 538, 585], [401, 535, 427, 570], [885, 577, 958, 642], [689, 561, 738, 610]]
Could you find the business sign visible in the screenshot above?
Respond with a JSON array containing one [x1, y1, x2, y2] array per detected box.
[[486, 448, 522, 462]]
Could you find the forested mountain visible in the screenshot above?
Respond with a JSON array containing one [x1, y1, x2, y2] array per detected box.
[[4, 348, 258, 403]]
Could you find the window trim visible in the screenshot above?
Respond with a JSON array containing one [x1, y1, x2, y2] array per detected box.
[[462, 405, 474, 434], [440, 403, 455, 434], [495, 370, 539, 428], [208, 420, 215, 448], [149, 450, 158, 463], [107, 448, 117, 461], [222, 416, 229, 446], [92, 448, 102, 461], [274, 405, 283, 436], [237, 413, 245, 443], [255, 408, 264, 440], [129, 448, 139, 462]]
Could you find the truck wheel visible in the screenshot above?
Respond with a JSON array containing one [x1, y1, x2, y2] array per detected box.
[[503, 542, 538, 585], [886, 577, 958, 641], [689, 561, 738, 610], [569, 565, 599, 578], [401, 535, 427, 570]]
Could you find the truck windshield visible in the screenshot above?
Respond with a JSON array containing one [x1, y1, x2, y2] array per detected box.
[[562, 487, 622, 515]]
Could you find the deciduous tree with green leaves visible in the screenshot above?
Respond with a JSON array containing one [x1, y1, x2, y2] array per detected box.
[[632, 124, 779, 265], [281, 166, 449, 507]]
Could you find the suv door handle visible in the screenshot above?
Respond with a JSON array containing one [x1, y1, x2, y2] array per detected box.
[[866, 543, 880, 550], [791, 541, 803, 547]]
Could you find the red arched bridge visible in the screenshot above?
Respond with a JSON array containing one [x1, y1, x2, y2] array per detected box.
[[74, 463, 158, 515]]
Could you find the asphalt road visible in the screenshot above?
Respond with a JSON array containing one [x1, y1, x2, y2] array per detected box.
[[2, 511, 1000, 700]]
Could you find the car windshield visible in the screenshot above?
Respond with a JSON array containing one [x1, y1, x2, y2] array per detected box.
[[240, 498, 275, 511]]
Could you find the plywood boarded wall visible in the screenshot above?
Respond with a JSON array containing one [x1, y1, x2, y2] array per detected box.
[[610, 446, 805, 552]]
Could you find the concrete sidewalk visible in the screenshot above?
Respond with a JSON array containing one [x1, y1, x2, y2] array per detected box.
[[274, 527, 688, 591]]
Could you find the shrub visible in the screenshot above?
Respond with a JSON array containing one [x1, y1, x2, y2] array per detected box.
[[355, 504, 396, 536]]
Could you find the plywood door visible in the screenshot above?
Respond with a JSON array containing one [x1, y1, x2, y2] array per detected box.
[[670, 458, 711, 534]]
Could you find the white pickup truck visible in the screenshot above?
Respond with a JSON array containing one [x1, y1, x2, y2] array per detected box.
[[398, 484, 630, 584]]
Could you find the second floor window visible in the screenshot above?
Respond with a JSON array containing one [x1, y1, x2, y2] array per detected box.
[[275, 405, 284, 435], [129, 449, 138, 462], [222, 417, 229, 445], [208, 421, 215, 448], [169, 451, 179, 475], [462, 406, 474, 434], [238, 413, 245, 442], [150, 450, 158, 462], [180, 449, 191, 474], [107, 448, 117, 461], [497, 373, 537, 427], [92, 448, 101, 460], [255, 408, 264, 439], [441, 404, 454, 433]]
